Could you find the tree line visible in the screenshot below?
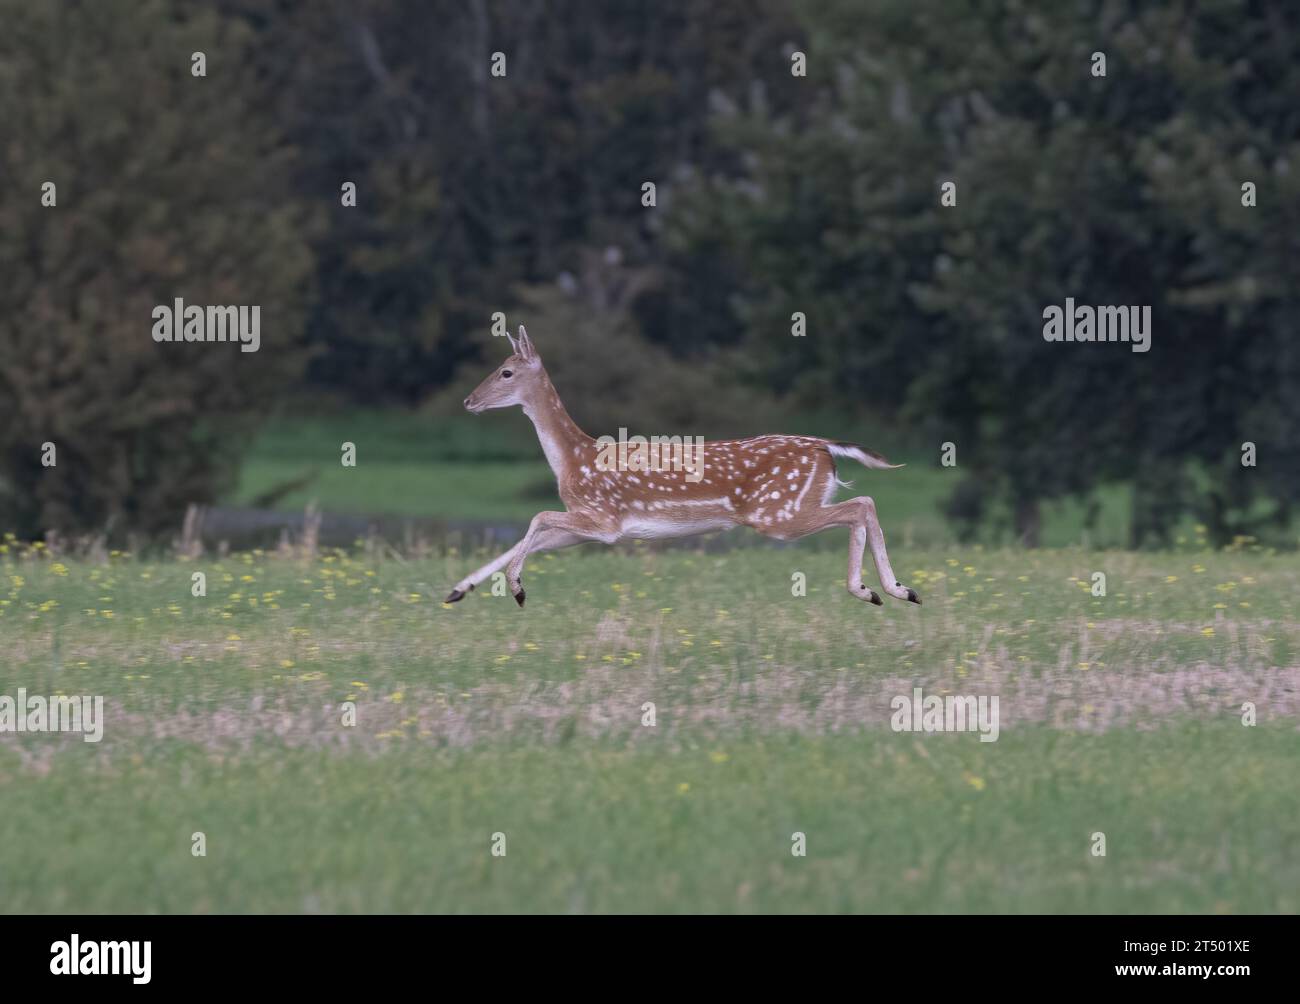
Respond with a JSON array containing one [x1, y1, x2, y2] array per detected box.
[[1, 0, 1295, 545]]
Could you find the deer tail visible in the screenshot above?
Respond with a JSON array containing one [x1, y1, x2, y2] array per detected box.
[[824, 442, 904, 487]]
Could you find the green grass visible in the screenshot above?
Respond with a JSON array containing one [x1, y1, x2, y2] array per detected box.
[[1, 542, 1297, 912], [5, 727, 1296, 913], [231, 409, 556, 522], [231, 409, 1138, 545]]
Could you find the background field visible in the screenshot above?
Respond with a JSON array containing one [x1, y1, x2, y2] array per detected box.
[[230, 410, 1146, 547], [2, 542, 1296, 913]]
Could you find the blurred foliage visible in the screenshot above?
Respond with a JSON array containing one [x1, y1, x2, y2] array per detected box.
[[224, 0, 800, 403], [670, 0, 1300, 546], [2, 0, 1296, 545], [0, 0, 317, 537]]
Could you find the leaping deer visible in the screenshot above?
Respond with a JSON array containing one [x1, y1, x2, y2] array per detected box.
[[446, 326, 920, 609]]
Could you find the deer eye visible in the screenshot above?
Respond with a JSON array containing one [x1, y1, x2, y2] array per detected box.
[[501, 369, 513, 379]]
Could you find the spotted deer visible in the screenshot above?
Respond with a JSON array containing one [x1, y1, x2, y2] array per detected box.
[[446, 326, 920, 609]]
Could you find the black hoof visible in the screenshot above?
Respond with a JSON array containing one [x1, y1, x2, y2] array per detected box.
[[514, 589, 526, 608], [444, 583, 474, 603], [905, 588, 921, 605], [863, 585, 884, 605]]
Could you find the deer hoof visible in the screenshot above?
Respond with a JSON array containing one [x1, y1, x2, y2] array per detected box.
[[905, 588, 921, 605], [444, 583, 474, 604], [862, 585, 884, 605], [514, 589, 526, 608]]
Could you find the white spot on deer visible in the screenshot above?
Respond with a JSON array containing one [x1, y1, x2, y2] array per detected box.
[[795, 468, 817, 510]]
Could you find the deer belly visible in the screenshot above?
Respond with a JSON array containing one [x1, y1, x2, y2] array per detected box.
[[619, 510, 736, 539]]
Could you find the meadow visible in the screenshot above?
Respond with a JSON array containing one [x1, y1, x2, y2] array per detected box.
[[2, 536, 1297, 913], [230, 410, 1143, 546]]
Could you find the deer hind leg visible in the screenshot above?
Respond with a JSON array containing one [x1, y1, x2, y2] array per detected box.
[[769, 496, 920, 606], [445, 527, 585, 603], [506, 510, 620, 607], [854, 495, 919, 604]]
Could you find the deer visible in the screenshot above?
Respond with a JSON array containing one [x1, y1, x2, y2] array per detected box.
[[446, 326, 920, 610]]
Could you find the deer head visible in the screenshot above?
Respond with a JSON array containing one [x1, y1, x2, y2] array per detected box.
[[463, 325, 544, 413]]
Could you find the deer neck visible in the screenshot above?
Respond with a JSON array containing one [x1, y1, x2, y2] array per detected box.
[[522, 373, 593, 480]]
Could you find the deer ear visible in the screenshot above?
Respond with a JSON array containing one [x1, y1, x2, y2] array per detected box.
[[517, 325, 537, 361]]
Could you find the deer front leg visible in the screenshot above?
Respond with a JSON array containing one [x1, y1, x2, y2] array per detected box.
[[445, 528, 583, 602], [506, 510, 619, 607]]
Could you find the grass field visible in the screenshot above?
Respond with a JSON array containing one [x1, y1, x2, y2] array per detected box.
[[230, 410, 1142, 546], [2, 539, 1297, 913]]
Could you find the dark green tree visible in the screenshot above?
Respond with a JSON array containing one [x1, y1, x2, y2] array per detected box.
[[0, 0, 317, 537], [223, 0, 801, 403], [672, 0, 1300, 546]]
